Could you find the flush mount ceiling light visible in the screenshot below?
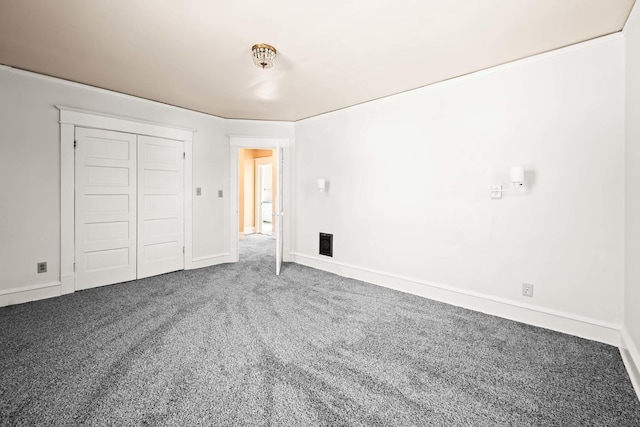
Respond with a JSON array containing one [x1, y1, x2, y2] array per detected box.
[[251, 43, 277, 69]]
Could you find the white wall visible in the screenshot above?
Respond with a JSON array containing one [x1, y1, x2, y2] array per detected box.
[[293, 36, 626, 343], [225, 119, 295, 140], [0, 67, 292, 300], [624, 2, 640, 385]]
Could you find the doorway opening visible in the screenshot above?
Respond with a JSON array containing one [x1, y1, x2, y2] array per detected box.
[[229, 136, 288, 276], [238, 149, 277, 240]]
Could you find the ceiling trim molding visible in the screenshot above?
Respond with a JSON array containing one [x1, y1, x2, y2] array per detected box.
[[418, 33, 625, 89], [0, 64, 223, 121], [2, 31, 626, 125], [292, 32, 625, 123], [623, 0, 640, 35]]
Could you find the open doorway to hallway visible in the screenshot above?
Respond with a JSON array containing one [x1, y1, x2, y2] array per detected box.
[[238, 149, 277, 241], [230, 137, 287, 275]]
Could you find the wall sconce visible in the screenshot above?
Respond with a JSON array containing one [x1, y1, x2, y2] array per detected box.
[[491, 166, 525, 199], [317, 178, 327, 193], [510, 166, 524, 189]]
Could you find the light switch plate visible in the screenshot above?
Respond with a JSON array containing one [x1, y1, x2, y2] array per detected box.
[[196, 187, 202, 196], [218, 190, 223, 198], [491, 185, 502, 199]]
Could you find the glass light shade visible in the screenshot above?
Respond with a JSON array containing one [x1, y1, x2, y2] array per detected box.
[[252, 44, 277, 69], [510, 166, 525, 187]]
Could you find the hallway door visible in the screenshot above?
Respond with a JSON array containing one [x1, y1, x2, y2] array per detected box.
[[276, 148, 283, 275]]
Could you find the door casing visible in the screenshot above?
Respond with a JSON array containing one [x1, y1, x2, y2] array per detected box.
[[228, 136, 292, 270]]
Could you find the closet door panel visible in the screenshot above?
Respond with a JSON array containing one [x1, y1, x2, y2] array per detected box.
[[75, 128, 137, 290], [137, 135, 184, 279]]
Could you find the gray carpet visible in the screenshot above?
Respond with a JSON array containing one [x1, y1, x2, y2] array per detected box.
[[1, 234, 639, 426]]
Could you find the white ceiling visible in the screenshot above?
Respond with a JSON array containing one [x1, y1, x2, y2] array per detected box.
[[0, 0, 635, 121]]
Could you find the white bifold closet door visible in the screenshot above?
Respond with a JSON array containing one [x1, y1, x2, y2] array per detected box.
[[75, 128, 138, 290], [136, 135, 184, 279], [75, 128, 184, 291]]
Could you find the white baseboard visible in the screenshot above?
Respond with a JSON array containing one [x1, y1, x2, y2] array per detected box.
[[244, 227, 255, 234], [60, 273, 74, 295], [0, 282, 61, 307], [290, 253, 621, 346], [189, 253, 231, 270], [621, 328, 640, 401], [1, 253, 232, 308]]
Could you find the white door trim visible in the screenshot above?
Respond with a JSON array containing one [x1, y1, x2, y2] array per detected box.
[[228, 136, 291, 263], [57, 106, 194, 294]]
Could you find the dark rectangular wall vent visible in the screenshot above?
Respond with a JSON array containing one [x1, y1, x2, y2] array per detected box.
[[319, 233, 333, 257]]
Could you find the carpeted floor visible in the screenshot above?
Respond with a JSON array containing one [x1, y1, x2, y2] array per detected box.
[[1, 234, 639, 426]]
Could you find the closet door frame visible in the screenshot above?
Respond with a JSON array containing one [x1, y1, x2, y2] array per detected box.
[[58, 106, 194, 294]]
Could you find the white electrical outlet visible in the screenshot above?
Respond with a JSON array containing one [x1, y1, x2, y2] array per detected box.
[[522, 283, 534, 297]]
